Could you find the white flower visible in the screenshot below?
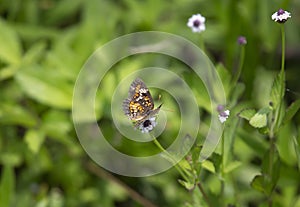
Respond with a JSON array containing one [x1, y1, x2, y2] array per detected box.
[[187, 14, 206, 33], [271, 9, 291, 23], [218, 110, 230, 123], [138, 117, 157, 133]]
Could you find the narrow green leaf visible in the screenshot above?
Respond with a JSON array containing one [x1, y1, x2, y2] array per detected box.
[[238, 129, 268, 157], [223, 117, 239, 167], [0, 18, 22, 64], [22, 41, 46, 65], [229, 82, 245, 107], [224, 161, 242, 173], [16, 66, 73, 109], [251, 175, 265, 193], [238, 108, 256, 121], [0, 66, 18, 80], [292, 136, 300, 171], [25, 130, 45, 154], [270, 71, 285, 109], [0, 103, 37, 127], [0, 166, 15, 207], [283, 99, 300, 125], [261, 148, 281, 195], [216, 63, 231, 96], [249, 107, 272, 128]]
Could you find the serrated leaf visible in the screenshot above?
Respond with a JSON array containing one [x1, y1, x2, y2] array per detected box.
[[249, 107, 272, 128], [0, 165, 15, 207], [283, 99, 300, 125], [270, 70, 285, 109], [0, 18, 22, 64], [238, 108, 256, 121], [25, 130, 45, 154]]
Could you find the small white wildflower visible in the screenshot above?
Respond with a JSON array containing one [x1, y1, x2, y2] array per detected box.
[[218, 110, 230, 124], [187, 14, 206, 33], [271, 9, 291, 23], [138, 117, 157, 133]]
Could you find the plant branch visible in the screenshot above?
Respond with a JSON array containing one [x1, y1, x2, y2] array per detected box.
[[86, 162, 158, 207]]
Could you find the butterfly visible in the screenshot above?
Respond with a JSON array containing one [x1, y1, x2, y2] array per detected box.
[[122, 78, 162, 130]]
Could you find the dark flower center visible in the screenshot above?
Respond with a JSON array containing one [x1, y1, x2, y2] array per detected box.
[[277, 8, 284, 15], [193, 20, 200, 27], [143, 120, 151, 128]]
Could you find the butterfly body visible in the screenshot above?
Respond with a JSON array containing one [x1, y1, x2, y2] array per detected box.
[[123, 78, 161, 128]]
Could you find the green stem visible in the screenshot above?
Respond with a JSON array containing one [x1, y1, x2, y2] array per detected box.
[[280, 24, 285, 73], [152, 136, 190, 182], [268, 138, 275, 207], [220, 134, 225, 205], [267, 24, 286, 207], [199, 34, 205, 52], [197, 182, 213, 207], [232, 45, 245, 85]]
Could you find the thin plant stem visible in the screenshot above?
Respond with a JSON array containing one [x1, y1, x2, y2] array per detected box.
[[152, 136, 190, 182], [197, 182, 213, 207], [86, 162, 158, 207], [220, 133, 225, 206], [268, 23, 287, 207], [232, 45, 245, 85], [280, 24, 285, 73], [199, 34, 205, 52], [152, 135, 213, 207]]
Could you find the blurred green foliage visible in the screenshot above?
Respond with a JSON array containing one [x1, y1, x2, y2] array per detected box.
[[0, 0, 299, 206]]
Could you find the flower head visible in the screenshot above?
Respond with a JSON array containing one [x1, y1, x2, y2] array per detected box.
[[138, 117, 157, 133], [271, 9, 291, 23], [187, 14, 206, 33], [217, 105, 230, 123], [237, 36, 247, 45]]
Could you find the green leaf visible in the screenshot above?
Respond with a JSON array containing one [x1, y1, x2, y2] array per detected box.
[[292, 136, 300, 171], [25, 130, 45, 154], [0, 66, 18, 80], [283, 99, 300, 125], [0, 165, 15, 207], [223, 117, 239, 166], [229, 82, 245, 107], [216, 63, 231, 97], [178, 179, 194, 190], [238, 108, 256, 121], [22, 41, 46, 66], [238, 128, 268, 157], [251, 175, 265, 193], [0, 18, 22, 64], [16, 66, 73, 109], [201, 160, 215, 173], [0, 103, 37, 127], [270, 70, 285, 109], [41, 110, 72, 141], [249, 107, 272, 128], [224, 161, 242, 173], [261, 148, 281, 195]]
